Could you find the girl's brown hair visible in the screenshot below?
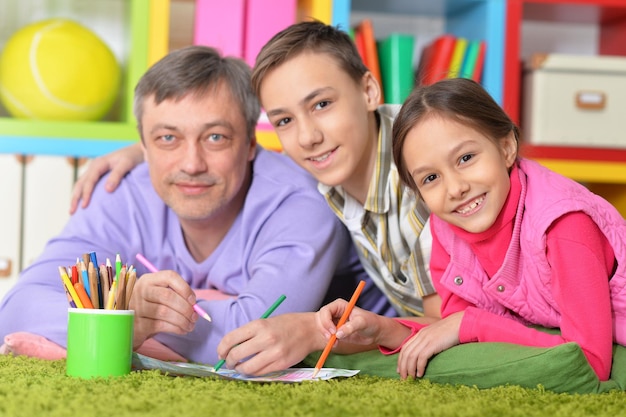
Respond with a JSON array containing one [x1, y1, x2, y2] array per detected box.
[[392, 78, 520, 190]]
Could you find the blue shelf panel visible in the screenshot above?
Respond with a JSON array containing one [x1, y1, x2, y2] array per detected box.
[[0, 136, 136, 158], [446, 0, 505, 104]]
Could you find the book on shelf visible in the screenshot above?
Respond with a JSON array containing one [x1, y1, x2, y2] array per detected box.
[[332, 0, 351, 32], [417, 34, 486, 86], [193, 0, 245, 58], [417, 34, 456, 86], [355, 19, 384, 103], [379, 33, 415, 104], [448, 37, 468, 78], [244, 0, 296, 67], [297, 0, 332, 24], [467, 39, 487, 82]]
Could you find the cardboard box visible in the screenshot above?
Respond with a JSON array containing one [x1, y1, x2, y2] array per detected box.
[[522, 53, 626, 148]]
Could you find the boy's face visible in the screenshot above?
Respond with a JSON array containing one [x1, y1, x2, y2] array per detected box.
[[259, 52, 380, 194], [140, 83, 256, 230], [402, 115, 517, 233]]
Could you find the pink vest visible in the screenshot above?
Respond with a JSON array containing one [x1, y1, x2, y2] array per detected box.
[[433, 158, 626, 344]]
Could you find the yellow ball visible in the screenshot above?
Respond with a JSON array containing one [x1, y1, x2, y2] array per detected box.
[[0, 18, 121, 121]]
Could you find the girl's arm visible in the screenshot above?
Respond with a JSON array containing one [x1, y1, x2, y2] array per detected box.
[[459, 212, 615, 380]]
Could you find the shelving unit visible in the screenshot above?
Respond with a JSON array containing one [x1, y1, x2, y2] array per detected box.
[[504, 0, 626, 216], [504, 0, 626, 123], [0, 0, 160, 158], [350, 0, 506, 105]]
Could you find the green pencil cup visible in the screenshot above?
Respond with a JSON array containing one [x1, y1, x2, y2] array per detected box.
[[66, 308, 134, 378]]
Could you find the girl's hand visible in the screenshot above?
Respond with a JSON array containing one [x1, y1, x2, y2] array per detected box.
[[397, 311, 464, 379], [69, 143, 144, 214]]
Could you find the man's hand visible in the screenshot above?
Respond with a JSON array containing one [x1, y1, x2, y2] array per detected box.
[[128, 270, 198, 349]]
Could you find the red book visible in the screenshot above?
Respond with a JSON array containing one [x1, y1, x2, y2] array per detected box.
[[353, 26, 367, 65], [356, 19, 384, 102], [418, 34, 457, 86], [472, 40, 487, 82]]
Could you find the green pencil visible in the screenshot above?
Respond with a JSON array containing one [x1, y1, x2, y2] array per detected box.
[[213, 294, 287, 371]]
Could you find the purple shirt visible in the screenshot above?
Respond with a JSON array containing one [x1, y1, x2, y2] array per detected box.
[[0, 148, 392, 363]]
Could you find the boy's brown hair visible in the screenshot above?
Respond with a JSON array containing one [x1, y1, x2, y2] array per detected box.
[[392, 78, 520, 191], [251, 21, 369, 97]]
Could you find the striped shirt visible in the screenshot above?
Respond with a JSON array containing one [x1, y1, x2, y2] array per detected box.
[[318, 105, 436, 316]]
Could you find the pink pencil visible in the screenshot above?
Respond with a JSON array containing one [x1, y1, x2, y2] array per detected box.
[[135, 253, 212, 322]]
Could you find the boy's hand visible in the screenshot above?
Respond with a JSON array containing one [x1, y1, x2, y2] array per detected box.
[[217, 312, 324, 376], [69, 142, 144, 214]]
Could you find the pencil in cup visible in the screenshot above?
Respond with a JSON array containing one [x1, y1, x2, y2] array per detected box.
[[213, 294, 287, 372], [134, 253, 212, 322], [312, 280, 366, 378]]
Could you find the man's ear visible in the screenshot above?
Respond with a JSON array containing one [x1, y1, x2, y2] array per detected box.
[[248, 135, 257, 161], [140, 136, 148, 161], [362, 72, 381, 111]]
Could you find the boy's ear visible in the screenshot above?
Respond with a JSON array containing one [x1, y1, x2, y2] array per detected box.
[[362, 72, 381, 110]]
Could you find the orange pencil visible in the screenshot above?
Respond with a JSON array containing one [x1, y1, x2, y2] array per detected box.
[[312, 280, 366, 378], [73, 282, 95, 309]]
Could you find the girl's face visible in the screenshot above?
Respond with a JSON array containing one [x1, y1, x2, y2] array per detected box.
[[402, 115, 517, 233]]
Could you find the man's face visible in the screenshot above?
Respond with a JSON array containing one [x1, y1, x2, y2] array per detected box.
[[140, 83, 256, 228]]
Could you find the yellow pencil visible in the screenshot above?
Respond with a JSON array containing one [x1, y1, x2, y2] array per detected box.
[[105, 280, 117, 310], [312, 280, 366, 378], [125, 268, 137, 310], [58, 266, 83, 309]]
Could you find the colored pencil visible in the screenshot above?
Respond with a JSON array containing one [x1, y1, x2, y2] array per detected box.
[[312, 280, 366, 378], [213, 294, 287, 372], [125, 268, 137, 310], [58, 266, 83, 309], [115, 253, 122, 282], [79, 260, 91, 298], [88, 261, 99, 309], [100, 264, 110, 308], [134, 253, 213, 322], [74, 282, 95, 309], [105, 280, 117, 310]]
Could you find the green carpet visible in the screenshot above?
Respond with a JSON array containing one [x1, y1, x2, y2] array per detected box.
[[1, 355, 626, 417]]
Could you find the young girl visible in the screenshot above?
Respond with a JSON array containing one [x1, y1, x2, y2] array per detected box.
[[317, 77, 626, 381]]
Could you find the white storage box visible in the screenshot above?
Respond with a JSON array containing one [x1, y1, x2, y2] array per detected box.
[[522, 53, 626, 148]]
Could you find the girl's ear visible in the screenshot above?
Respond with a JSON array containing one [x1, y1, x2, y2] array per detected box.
[[501, 131, 518, 168], [362, 72, 381, 111]]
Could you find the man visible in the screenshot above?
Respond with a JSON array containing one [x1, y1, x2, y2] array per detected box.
[[0, 46, 391, 364]]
